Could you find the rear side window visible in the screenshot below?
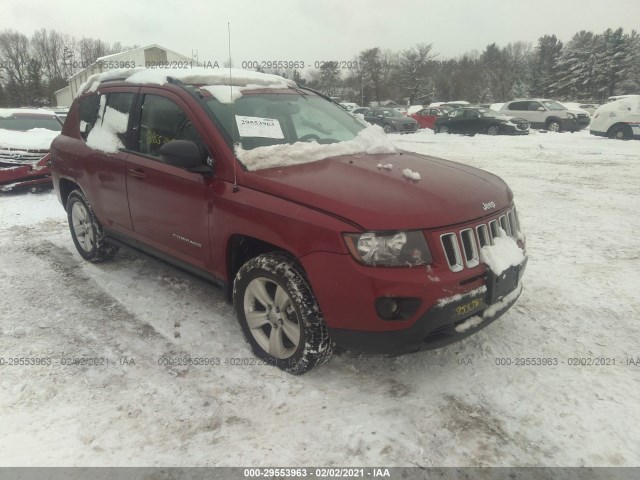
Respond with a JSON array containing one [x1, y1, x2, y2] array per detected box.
[[78, 95, 100, 140], [105, 93, 134, 144], [507, 101, 528, 111], [137, 94, 204, 158]]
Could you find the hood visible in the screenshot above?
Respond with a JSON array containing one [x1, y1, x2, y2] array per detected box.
[[493, 114, 527, 123], [241, 152, 512, 231], [0, 128, 59, 150]]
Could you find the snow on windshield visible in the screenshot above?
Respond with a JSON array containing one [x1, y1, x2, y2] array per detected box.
[[236, 124, 396, 171]]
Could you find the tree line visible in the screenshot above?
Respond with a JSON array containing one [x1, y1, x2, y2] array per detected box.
[[0, 27, 638, 108], [0, 29, 137, 107], [301, 27, 639, 106]]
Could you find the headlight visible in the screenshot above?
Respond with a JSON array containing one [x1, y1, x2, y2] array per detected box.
[[344, 231, 432, 267], [566, 113, 575, 119]]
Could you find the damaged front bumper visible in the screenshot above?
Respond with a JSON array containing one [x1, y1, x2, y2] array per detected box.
[[330, 257, 527, 355]]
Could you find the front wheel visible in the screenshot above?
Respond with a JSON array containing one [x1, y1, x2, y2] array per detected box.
[[233, 253, 333, 374], [547, 120, 562, 132], [67, 190, 118, 262], [438, 125, 449, 134], [487, 125, 500, 136], [383, 124, 393, 133]]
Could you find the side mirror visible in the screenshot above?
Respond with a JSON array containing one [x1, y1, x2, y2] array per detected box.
[[537, 107, 545, 111], [159, 140, 206, 170]]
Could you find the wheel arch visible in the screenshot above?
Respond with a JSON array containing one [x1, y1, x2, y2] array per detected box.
[[226, 234, 299, 301], [58, 177, 81, 209], [606, 122, 633, 137]]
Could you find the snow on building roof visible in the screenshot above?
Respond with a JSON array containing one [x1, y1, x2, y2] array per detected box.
[[77, 67, 295, 97]]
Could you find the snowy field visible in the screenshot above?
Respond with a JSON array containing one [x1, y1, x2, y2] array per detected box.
[[0, 129, 639, 467]]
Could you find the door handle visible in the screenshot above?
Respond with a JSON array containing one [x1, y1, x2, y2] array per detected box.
[[128, 168, 146, 179]]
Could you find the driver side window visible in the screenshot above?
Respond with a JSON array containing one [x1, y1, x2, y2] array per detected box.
[[137, 94, 204, 160]]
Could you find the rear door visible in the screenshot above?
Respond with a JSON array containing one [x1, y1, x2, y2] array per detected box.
[[125, 89, 212, 270], [505, 101, 534, 124]]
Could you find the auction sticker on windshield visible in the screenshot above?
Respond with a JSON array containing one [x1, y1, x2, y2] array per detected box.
[[235, 116, 284, 138]]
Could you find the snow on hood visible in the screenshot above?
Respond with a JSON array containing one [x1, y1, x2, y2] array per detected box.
[[480, 227, 525, 275], [0, 128, 59, 150], [236, 124, 397, 171], [241, 150, 512, 230], [78, 67, 294, 96]]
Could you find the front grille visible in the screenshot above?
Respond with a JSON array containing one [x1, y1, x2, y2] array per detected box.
[[577, 113, 588, 118], [438, 208, 522, 272], [403, 123, 418, 131], [0, 148, 47, 165]]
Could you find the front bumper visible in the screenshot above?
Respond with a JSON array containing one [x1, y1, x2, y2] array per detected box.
[[330, 261, 526, 355], [562, 116, 590, 131], [301, 245, 528, 354]]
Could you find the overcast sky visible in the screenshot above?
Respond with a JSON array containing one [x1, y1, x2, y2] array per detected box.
[[3, 0, 639, 68]]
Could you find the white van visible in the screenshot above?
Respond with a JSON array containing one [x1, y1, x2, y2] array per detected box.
[[590, 95, 640, 140]]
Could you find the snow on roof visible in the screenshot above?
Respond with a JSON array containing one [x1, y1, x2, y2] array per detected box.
[[0, 108, 59, 118], [596, 95, 640, 114], [78, 67, 295, 97], [236, 124, 396, 171]]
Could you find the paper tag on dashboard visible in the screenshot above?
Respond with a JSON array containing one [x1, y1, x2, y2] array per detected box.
[[235, 116, 284, 139]]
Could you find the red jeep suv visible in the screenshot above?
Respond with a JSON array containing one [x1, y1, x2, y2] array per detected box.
[[50, 68, 527, 374]]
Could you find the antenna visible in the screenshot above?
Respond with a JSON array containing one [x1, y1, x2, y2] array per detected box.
[[228, 22, 239, 193]]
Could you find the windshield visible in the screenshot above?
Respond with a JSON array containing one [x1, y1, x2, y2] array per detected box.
[[0, 115, 62, 131], [204, 92, 366, 151], [541, 100, 566, 111]]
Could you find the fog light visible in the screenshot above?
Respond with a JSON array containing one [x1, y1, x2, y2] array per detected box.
[[375, 297, 421, 321]]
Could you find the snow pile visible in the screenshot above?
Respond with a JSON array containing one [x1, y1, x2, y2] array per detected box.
[[86, 99, 129, 153], [402, 168, 421, 180], [201, 83, 288, 104], [377, 163, 393, 169], [236, 124, 396, 171], [480, 227, 525, 275], [0, 128, 59, 150]]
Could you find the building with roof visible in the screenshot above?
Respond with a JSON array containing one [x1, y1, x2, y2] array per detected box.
[[55, 44, 199, 106]]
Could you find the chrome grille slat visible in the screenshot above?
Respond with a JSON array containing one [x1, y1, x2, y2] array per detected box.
[[440, 210, 521, 272]]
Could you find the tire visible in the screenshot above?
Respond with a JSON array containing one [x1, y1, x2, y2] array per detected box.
[[439, 125, 449, 134], [487, 125, 500, 136], [66, 189, 118, 262], [383, 124, 393, 133], [546, 120, 562, 132], [233, 253, 333, 374], [608, 124, 632, 140]]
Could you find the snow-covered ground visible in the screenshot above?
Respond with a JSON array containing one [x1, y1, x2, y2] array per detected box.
[[0, 129, 639, 467]]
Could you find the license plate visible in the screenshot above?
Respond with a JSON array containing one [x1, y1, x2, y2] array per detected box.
[[487, 266, 519, 304]]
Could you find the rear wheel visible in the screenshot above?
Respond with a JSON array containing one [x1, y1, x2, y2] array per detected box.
[[546, 120, 562, 132], [233, 253, 333, 374], [487, 125, 500, 136], [608, 124, 632, 140], [67, 190, 118, 262]]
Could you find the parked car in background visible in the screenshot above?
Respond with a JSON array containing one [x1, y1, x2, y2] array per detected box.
[[411, 107, 448, 130], [0, 108, 62, 166], [499, 99, 590, 132], [435, 107, 529, 136], [339, 102, 359, 112], [352, 107, 370, 116], [431, 101, 470, 110], [50, 67, 527, 373], [0, 153, 52, 192], [364, 107, 418, 133], [0, 108, 61, 191], [559, 102, 591, 117], [406, 105, 425, 116], [577, 103, 600, 116], [590, 95, 640, 140]]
